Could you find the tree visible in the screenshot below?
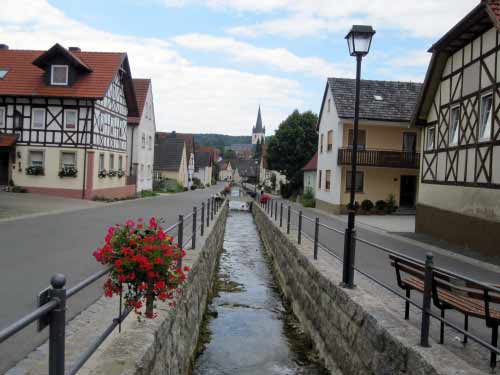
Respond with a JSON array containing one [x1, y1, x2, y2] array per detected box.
[[266, 110, 318, 193], [223, 148, 236, 159], [254, 138, 262, 160]]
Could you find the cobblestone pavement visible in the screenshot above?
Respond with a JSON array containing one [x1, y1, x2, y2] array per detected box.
[[0, 184, 223, 373]]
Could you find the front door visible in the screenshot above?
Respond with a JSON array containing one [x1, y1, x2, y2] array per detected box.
[[0, 151, 9, 185], [400, 175, 417, 207]]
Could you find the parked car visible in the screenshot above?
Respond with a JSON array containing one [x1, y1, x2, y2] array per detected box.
[[260, 194, 271, 204]]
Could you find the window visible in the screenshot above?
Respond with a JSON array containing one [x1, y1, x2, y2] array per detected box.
[[109, 154, 115, 170], [327, 98, 331, 112], [327, 130, 333, 152], [479, 93, 493, 141], [148, 135, 152, 150], [61, 152, 76, 170], [29, 150, 44, 168], [64, 110, 77, 130], [348, 129, 366, 150], [32, 108, 45, 130], [0, 107, 4, 127], [140, 164, 144, 176], [147, 164, 151, 175], [426, 127, 435, 150], [325, 170, 331, 191], [449, 106, 460, 145], [0, 69, 8, 79], [318, 170, 322, 189], [51, 65, 68, 85], [13, 110, 23, 130], [320, 134, 324, 153], [118, 155, 123, 171], [99, 154, 105, 171], [346, 171, 364, 192], [141, 133, 146, 148]]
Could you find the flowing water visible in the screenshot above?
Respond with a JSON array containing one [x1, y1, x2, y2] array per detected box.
[[193, 210, 335, 375]]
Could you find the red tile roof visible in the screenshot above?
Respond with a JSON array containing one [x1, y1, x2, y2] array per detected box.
[[302, 152, 318, 171], [0, 134, 17, 147], [0, 48, 126, 99], [128, 78, 151, 124]]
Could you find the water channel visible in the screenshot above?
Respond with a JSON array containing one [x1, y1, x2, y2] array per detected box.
[[193, 209, 336, 375]]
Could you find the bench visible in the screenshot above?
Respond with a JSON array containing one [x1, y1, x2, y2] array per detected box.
[[390, 254, 500, 369]]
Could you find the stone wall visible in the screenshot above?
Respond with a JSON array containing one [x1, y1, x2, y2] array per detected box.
[[252, 203, 485, 375], [85, 203, 228, 375]]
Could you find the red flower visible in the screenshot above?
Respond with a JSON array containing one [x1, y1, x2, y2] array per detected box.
[[149, 217, 158, 229]]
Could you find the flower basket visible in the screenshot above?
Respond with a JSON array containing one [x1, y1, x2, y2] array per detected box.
[[108, 170, 117, 178], [58, 167, 78, 178], [117, 170, 125, 178], [93, 217, 188, 318], [98, 170, 107, 179], [26, 166, 44, 176]]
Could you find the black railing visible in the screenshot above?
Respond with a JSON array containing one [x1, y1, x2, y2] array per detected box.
[[338, 148, 420, 169], [0, 196, 227, 375], [255, 194, 500, 371]]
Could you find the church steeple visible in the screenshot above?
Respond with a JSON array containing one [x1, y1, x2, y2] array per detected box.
[[252, 106, 265, 145]]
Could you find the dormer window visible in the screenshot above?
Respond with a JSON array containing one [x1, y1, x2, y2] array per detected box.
[[51, 65, 68, 85], [0, 69, 8, 79]]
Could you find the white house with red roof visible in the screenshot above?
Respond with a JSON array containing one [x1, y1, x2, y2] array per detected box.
[[0, 43, 139, 199], [127, 78, 156, 192]]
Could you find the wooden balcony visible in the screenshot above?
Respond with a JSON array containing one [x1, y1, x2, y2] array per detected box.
[[337, 148, 420, 169]]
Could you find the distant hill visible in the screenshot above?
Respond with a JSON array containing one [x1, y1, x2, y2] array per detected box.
[[194, 133, 273, 151], [193, 134, 251, 150]]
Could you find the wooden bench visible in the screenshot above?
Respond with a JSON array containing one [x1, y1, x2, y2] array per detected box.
[[390, 254, 500, 369]]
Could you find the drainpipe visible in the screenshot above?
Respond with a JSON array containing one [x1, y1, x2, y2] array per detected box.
[[81, 103, 92, 200], [129, 126, 135, 175]]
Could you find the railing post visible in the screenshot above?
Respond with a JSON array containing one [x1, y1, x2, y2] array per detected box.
[[420, 253, 433, 347], [177, 215, 184, 269], [192, 206, 197, 249], [287, 205, 291, 234], [342, 228, 357, 288], [280, 202, 283, 227], [274, 200, 278, 220], [201, 202, 205, 236], [49, 274, 66, 375], [298, 210, 302, 244], [207, 199, 210, 227], [314, 217, 319, 260], [211, 197, 214, 221]]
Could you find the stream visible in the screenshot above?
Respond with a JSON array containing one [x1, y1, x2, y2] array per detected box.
[[193, 210, 336, 375]]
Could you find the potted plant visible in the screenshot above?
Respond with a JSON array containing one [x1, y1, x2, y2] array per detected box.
[[108, 170, 117, 178], [58, 166, 78, 178], [93, 217, 188, 319], [26, 166, 44, 176], [117, 170, 125, 178], [98, 169, 107, 179]]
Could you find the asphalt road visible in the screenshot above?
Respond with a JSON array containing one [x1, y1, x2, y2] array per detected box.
[[262, 195, 500, 370], [0, 184, 223, 373]]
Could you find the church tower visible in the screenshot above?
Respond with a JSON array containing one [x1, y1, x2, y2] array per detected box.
[[252, 106, 266, 145]]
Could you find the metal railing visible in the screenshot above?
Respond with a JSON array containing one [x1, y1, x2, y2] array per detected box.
[[0, 196, 227, 375], [255, 194, 500, 371]]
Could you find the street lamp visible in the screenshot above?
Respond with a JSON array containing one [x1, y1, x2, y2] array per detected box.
[[342, 25, 375, 289]]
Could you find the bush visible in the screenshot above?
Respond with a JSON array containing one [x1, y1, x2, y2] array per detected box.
[[386, 193, 398, 214], [190, 185, 197, 190], [280, 183, 293, 199], [301, 187, 316, 208], [361, 199, 374, 211], [140, 190, 158, 198], [375, 200, 387, 211]]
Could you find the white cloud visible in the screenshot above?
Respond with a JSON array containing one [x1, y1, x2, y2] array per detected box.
[[0, 0, 308, 135], [172, 33, 353, 78]]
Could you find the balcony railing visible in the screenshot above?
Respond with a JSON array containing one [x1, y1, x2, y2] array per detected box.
[[337, 148, 420, 169]]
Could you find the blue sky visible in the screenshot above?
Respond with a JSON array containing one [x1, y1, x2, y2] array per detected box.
[[1, 0, 478, 135]]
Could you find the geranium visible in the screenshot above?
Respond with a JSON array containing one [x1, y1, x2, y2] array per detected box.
[[93, 217, 187, 319]]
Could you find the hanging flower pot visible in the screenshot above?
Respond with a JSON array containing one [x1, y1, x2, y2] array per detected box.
[[93, 217, 189, 319]]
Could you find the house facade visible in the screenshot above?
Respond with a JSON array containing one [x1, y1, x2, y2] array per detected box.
[[412, 0, 500, 255], [157, 132, 194, 188], [316, 78, 422, 213], [127, 79, 156, 192], [218, 160, 234, 181], [303, 152, 317, 195], [153, 136, 188, 187], [193, 151, 213, 186], [0, 43, 139, 199], [259, 145, 286, 194]]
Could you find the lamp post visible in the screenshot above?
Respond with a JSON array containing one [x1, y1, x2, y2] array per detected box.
[[342, 25, 375, 289]]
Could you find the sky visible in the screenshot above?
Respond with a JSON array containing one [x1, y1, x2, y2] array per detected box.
[[0, 0, 479, 135]]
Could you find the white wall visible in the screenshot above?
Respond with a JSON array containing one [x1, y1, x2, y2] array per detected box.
[[316, 85, 343, 205]]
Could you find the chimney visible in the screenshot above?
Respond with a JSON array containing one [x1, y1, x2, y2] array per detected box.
[[68, 47, 81, 52], [171, 131, 176, 137], [0, 44, 9, 50]]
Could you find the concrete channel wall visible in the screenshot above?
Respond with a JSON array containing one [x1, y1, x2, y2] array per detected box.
[[252, 203, 484, 375], [85, 203, 228, 375]]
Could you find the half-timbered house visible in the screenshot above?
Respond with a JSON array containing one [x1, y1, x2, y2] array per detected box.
[[0, 43, 139, 199], [412, 0, 500, 255]]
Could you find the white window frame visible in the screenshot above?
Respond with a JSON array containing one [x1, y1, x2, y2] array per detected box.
[[449, 105, 460, 146], [32, 108, 45, 130], [141, 133, 146, 148], [51, 65, 69, 85], [60, 151, 76, 170], [148, 135, 152, 150], [99, 153, 105, 172], [29, 150, 45, 168], [109, 154, 115, 171], [118, 155, 123, 171], [64, 109, 78, 130], [426, 127, 435, 150], [479, 92, 493, 141], [0, 107, 4, 128]]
